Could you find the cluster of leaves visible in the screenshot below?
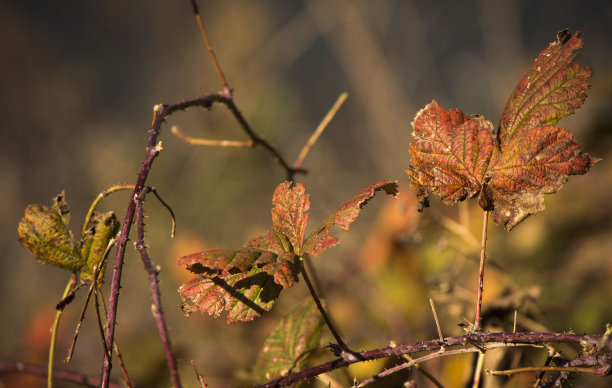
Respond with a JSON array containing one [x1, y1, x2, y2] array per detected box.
[[17, 191, 119, 285], [406, 30, 596, 230], [178, 180, 398, 323]]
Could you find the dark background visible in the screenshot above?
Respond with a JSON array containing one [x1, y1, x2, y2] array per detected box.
[[2, 1, 611, 387]]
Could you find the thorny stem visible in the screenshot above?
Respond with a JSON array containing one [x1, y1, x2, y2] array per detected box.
[[474, 210, 489, 331], [255, 331, 610, 387], [190, 360, 207, 388], [101, 93, 301, 387], [99, 289, 133, 388], [48, 275, 77, 388], [299, 257, 353, 356], [134, 187, 182, 388], [0, 361, 123, 388]]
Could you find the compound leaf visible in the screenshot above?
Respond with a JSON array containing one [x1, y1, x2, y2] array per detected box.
[[18, 192, 83, 271], [303, 180, 399, 256], [407, 31, 596, 230], [255, 299, 323, 383]]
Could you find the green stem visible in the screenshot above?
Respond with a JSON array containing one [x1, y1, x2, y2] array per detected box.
[[48, 276, 76, 388], [81, 185, 135, 236]]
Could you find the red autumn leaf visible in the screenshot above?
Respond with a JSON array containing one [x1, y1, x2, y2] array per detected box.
[[271, 182, 309, 254], [303, 180, 399, 256], [178, 268, 282, 323], [178, 180, 398, 322], [499, 29, 592, 146], [407, 31, 595, 230]]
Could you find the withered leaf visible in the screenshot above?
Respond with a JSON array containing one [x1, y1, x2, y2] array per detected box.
[[79, 211, 119, 285], [18, 192, 83, 271], [407, 31, 596, 230], [303, 180, 399, 256]]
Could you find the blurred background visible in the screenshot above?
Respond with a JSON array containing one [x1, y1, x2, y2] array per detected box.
[[1, 0, 611, 387]]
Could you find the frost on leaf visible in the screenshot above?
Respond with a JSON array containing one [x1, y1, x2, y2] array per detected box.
[[18, 191, 84, 271], [255, 299, 323, 383], [303, 180, 399, 256], [406, 31, 595, 230]]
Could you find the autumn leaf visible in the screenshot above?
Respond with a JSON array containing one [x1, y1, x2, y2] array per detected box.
[[406, 31, 596, 230], [271, 182, 309, 254], [79, 211, 120, 285], [303, 180, 399, 256], [255, 299, 323, 382], [178, 180, 397, 323], [18, 191, 84, 271]]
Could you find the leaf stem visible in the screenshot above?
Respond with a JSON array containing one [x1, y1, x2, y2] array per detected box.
[[48, 275, 77, 388], [474, 210, 489, 331], [298, 257, 351, 356], [81, 184, 135, 236]]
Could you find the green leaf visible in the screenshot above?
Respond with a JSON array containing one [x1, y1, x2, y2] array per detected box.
[[303, 180, 399, 256], [79, 211, 119, 285], [271, 182, 310, 254], [255, 299, 323, 383], [18, 192, 83, 271]]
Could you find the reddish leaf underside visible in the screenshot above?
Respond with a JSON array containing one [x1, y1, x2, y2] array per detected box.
[[255, 299, 323, 382], [406, 31, 595, 230], [178, 249, 299, 323], [303, 180, 399, 256]]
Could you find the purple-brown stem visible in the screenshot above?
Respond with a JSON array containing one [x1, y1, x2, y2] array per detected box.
[[254, 331, 611, 387], [100, 94, 301, 387], [0, 361, 123, 388], [134, 187, 182, 388], [473, 210, 489, 331]]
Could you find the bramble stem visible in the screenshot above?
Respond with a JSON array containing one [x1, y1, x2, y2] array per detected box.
[[48, 275, 76, 388], [488, 365, 600, 376], [474, 210, 489, 331], [0, 361, 123, 388], [299, 257, 351, 354], [134, 188, 182, 388]]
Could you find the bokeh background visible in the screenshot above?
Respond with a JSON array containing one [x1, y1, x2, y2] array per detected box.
[[2, 1, 612, 387]]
